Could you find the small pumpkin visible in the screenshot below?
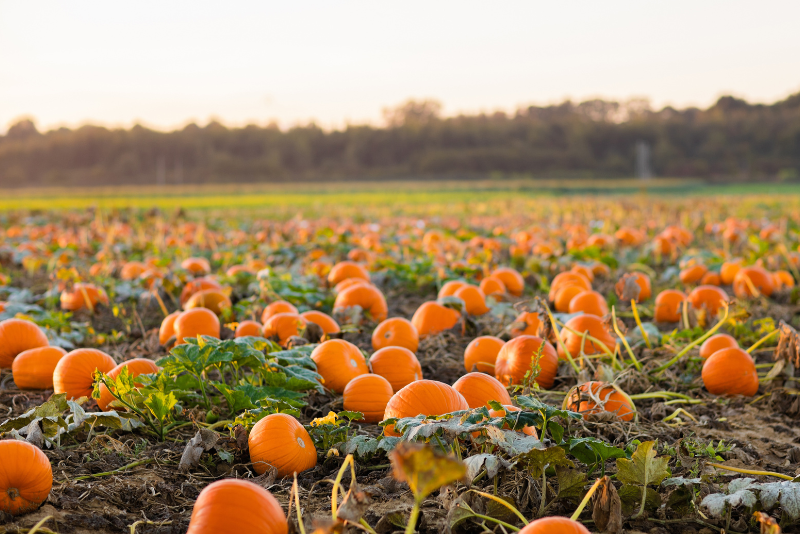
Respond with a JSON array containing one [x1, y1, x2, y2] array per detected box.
[[0, 440, 53, 516], [120, 261, 148, 281], [491, 267, 525, 296], [733, 266, 775, 299], [566, 381, 635, 421], [183, 289, 232, 315], [158, 311, 182, 345], [174, 308, 221, 344], [479, 276, 507, 298], [371, 317, 419, 353], [53, 348, 116, 400], [369, 346, 423, 392], [180, 277, 222, 306], [567, 290, 609, 317], [702, 347, 758, 396], [699, 333, 738, 359], [96, 358, 160, 411], [263, 313, 308, 346], [558, 314, 615, 360], [509, 311, 541, 338], [0, 318, 50, 368], [453, 285, 489, 315], [411, 301, 461, 337], [495, 336, 558, 389], [548, 272, 591, 301], [327, 261, 370, 286], [343, 374, 394, 423], [614, 272, 651, 302], [300, 310, 340, 335], [653, 289, 686, 323], [186, 479, 287, 534], [518, 516, 590, 534], [687, 285, 729, 317], [438, 280, 466, 299], [234, 320, 264, 338], [181, 257, 211, 276], [310, 339, 368, 393], [333, 284, 388, 323], [12, 346, 67, 390], [248, 413, 317, 477], [382, 380, 469, 436], [553, 285, 585, 313], [261, 301, 299, 323], [463, 335, 504, 373], [679, 263, 708, 285], [60, 283, 109, 312], [452, 372, 512, 408], [488, 405, 537, 437]]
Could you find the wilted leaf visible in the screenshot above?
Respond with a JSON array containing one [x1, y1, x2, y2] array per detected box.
[[555, 467, 587, 504], [757, 480, 800, 520], [389, 442, 467, 502], [700, 478, 758, 519], [462, 453, 514, 482], [616, 441, 670, 488], [484, 425, 545, 456], [516, 445, 573, 478], [179, 428, 220, 472], [336, 480, 372, 523], [592, 476, 622, 534]]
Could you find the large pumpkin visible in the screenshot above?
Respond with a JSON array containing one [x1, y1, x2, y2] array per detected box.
[[369, 346, 423, 392], [702, 347, 758, 397], [12, 346, 67, 390], [0, 318, 49, 368], [410, 301, 461, 337], [310, 339, 368, 393], [333, 284, 388, 323], [558, 314, 615, 359], [248, 413, 317, 477], [495, 336, 558, 389], [382, 380, 469, 436], [463, 335, 504, 373], [343, 374, 394, 423], [452, 372, 512, 409], [186, 478, 288, 534], [96, 358, 160, 411], [0, 440, 53, 516], [371, 317, 419, 353], [53, 348, 116, 400], [174, 308, 221, 344]]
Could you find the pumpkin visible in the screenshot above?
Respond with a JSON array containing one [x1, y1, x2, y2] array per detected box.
[[653, 289, 687, 323], [96, 358, 160, 411], [180, 277, 222, 306], [225, 264, 255, 277], [53, 348, 116, 400], [687, 285, 728, 317], [371, 317, 419, 353], [614, 272, 651, 302], [733, 266, 775, 298], [518, 517, 590, 534], [158, 311, 182, 345], [488, 405, 537, 437], [548, 272, 591, 301], [570, 264, 594, 282], [0, 440, 53, 516], [720, 260, 743, 285], [333, 284, 388, 323], [495, 336, 558, 389], [702, 347, 758, 396], [437, 280, 466, 299], [479, 275, 507, 298], [186, 478, 287, 534], [369, 346, 423, 392], [120, 261, 147, 280], [235, 320, 264, 338], [679, 264, 708, 285], [12, 346, 66, 390], [300, 310, 341, 335], [701, 271, 722, 286], [553, 285, 585, 313], [261, 301, 299, 323], [333, 277, 371, 295], [454, 285, 489, 315], [174, 308, 221, 344], [699, 333, 739, 359], [411, 301, 461, 337], [509, 311, 541, 338], [343, 374, 394, 423], [491, 267, 525, 296], [558, 314, 615, 359], [452, 372, 512, 408], [567, 290, 609, 317], [248, 413, 317, 477], [383, 380, 469, 436], [183, 289, 232, 315], [60, 283, 109, 312], [463, 335, 504, 373], [310, 339, 368, 393], [263, 313, 308, 346], [774, 270, 795, 289], [181, 257, 211, 276], [327, 261, 370, 286], [567, 381, 634, 421], [0, 318, 50, 368]]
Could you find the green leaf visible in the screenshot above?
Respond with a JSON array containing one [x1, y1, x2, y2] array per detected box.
[[143, 391, 178, 422], [566, 437, 627, 470], [515, 445, 573, 478], [616, 440, 670, 488], [555, 467, 588, 504], [619, 485, 661, 515]]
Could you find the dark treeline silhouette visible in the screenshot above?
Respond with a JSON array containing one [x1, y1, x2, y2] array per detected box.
[[2, 94, 799, 188]]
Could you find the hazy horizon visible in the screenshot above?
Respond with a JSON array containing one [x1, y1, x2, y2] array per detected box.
[[2, 0, 800, 135]]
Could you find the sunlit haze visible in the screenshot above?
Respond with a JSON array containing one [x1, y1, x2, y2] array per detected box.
[[2, 0, 800, 134]]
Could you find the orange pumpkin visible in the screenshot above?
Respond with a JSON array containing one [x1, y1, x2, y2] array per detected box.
[[452, 372, 512, 408], [261, 301, 299, 323], [186, 479, 287, 534], [181, 257, 211, 276], [495, 336, 558, 389], [158, 311, 181, 345], [679, 264, 708, 285], [120, 261, 147, 281], [60, 283, 109, 312], [248, 413, 317, 477], [383, 380, 469, 436], [300, 310, 340, 335], [343, 374, 394, 423], [411, 301, 461, 337], [509, 311, 541, 338], [438, 280, 466, 299], [548, 272, 591, 301], [174, 308, 221, 344], [570, 264, 595, 283], [567, 381, 634, 421], [454, 285, 490, 315], [96, 358, 159, 411], [53, 348, 116, 400], [327, 261, 370, 286], [687, 285, 729, 317], [653, 289, 686, 323], [234, 320, 263, 338], [183, 289, 232, 315], [0, 318, 49, 368], [12, 346, 66, 390], [463, 335, 504, 373], [567, 290, 609, 317], [180, 277, 222, 306], [369, 346, 423, 392], [479, 276, 507, 298], [774, 270, 795, 289], [553, 285, 585, 313], [310, 339, 369, 393], [263, 313, 308, 346], [333, 277, 371, 295], [614, 272, 651, 302], [699, 333, 739, 359], [558, 314, 615, 359], [720, 260, 743, 285], [491, 267, 525, 296], [333, 284, 388, 323], [225, 264, 255, 277], [733, 266, 775, 298], [700, 271, 722, 286], [0, 440, 53, 516], [371, 317, 419, 353], [702, 347, 758, 397], [518, 517, 590, 534]]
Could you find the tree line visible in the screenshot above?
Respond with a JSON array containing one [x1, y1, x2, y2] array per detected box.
[[1, 93, 799, 188]]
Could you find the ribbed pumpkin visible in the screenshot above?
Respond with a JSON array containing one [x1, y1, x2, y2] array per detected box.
[[300, 310, 341, 335], [263, 313, 308, 346], [567, 290, 609, 317], [567, 381, 634, 421], [383, 380, 469, 436], [371, 317, 419, 353], [699, 333, 739, 359], [411, 301, 461, 337], [733, 266, 775, 299], [248, 413, 317, 477], [60, 283, 109, 311], [343, 374, 394, 423], [558, 314, 615, 359], [687, 285, 729, 317], [702, 347, 758, 397], [96, 358, 160, 411], [369, 346, 423, 392], [183, 289, 232, 315], [333, 284, 388, 323], [454, 285, 489, 315], [438, 280, 466, 299], [452, 372, 512, 408], [0, 318, 49, 368], [181, 257, 211, 276], [174, 308, 221, 344], [0, 440, 53, 516], [327, 261, 370, 286], [310, 339, 368, 393], [180, 277, 222, 306], [53, 348, 116, 400], [235, 320, 264, 338], [654, 289, 686, 323], [491, 267, 525, 296], [158, 311, 181, 345], [509, 311, 541, 338], [261, 301, 299, 323], [186, 479, 287, 534], [518, 517, 590, 534], [495, 336, 558, 389], [12, 346, 66, 390], [463, 335, 504, 373]]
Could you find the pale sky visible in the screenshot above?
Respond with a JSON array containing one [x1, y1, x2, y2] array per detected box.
[[2, 1, 799, 134]]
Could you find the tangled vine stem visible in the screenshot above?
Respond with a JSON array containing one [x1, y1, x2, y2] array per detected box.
[[747, 328, 780, 353], [56, 458, 156, 484], [706, 462, 794, 481], [653, 303, 730, 376], [545, 306, 580, 374], [612, 306, 641, 371]]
